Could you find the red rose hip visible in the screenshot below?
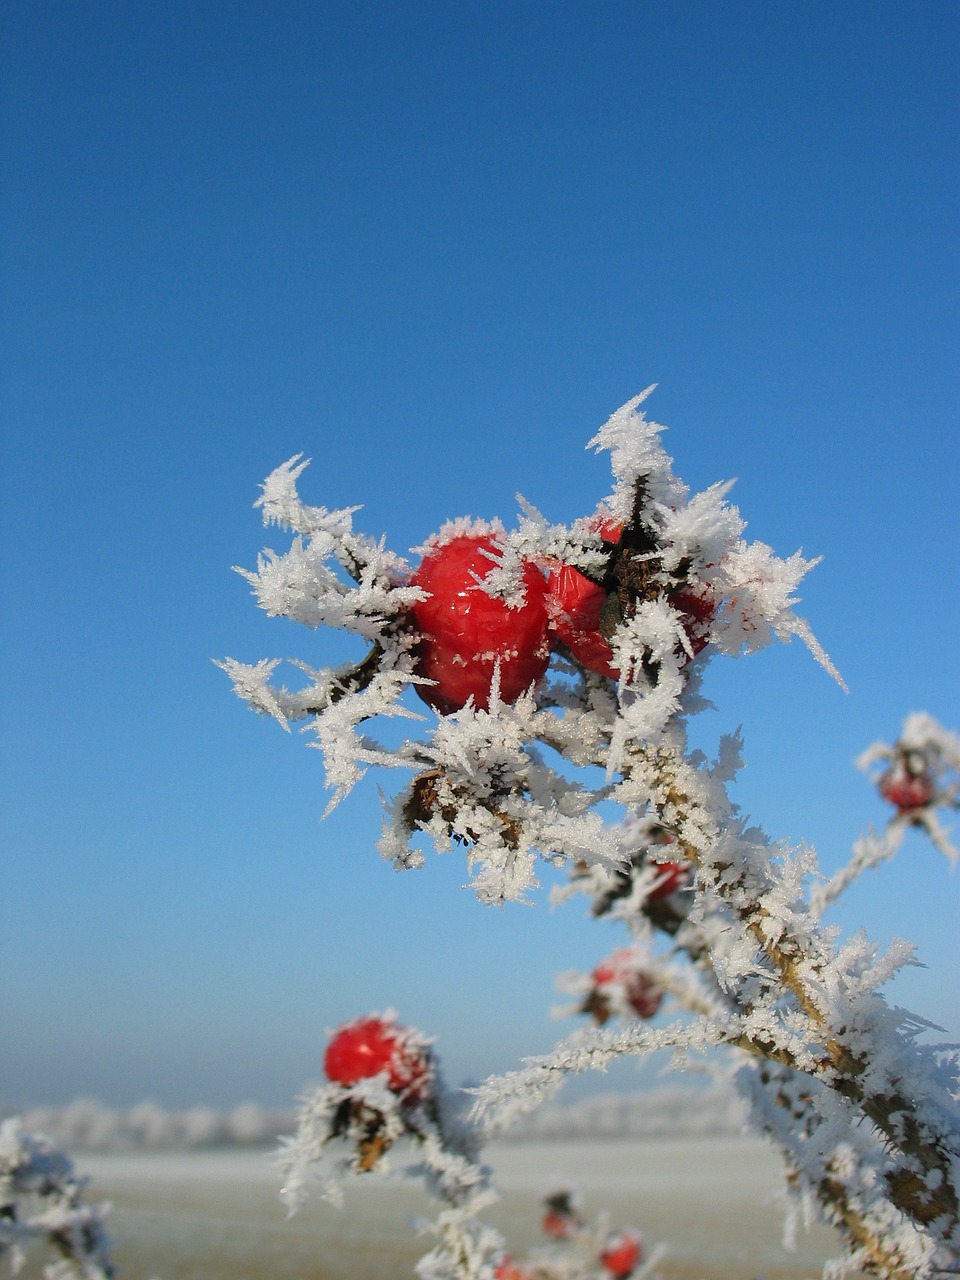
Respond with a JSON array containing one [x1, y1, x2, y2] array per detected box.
[[543, 516, 620, 678], [601, 1228, 643, 1278], [494, 1259, 535, 1280], [543, 517, 715, 677], [324, 1015, 430, 1102], [593, 952, 663, 1020], [409, 531, 550, 714], [670, 584, 715, 659], [647, 859, 690, 899], [546, 559, 619, 678], [542, 1208, 578, 1239], [879, 766, 935, 813]]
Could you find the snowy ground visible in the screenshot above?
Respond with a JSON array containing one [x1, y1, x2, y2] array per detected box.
[[76, 1138, 865, 1280]]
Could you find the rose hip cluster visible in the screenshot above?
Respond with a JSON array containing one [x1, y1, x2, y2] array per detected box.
[[494, 1186, 644, 1280], [408, 518, 715, 715]]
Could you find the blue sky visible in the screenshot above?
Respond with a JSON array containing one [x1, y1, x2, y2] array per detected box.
[[2, 1, 958, 1110]]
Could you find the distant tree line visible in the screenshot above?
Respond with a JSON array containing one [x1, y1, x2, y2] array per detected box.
[[1, 1083, 747, 1151]]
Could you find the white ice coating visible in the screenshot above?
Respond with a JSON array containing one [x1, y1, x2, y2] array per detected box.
[[0, 1119, 116, 1279]]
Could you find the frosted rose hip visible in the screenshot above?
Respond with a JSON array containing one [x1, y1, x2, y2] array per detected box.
[[324, 1016, 429, 1102], [494, 1260, 535, 1280], [593, 953, 663, 1020], [600, 1228, 643, 1277], [543, 519, 715, 677], [647, 859, 690, 898], [546, 559, 620, 677], [409, 533, 550, 714], [879, 766, 935, 813]]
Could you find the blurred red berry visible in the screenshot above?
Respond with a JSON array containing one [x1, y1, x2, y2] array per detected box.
[[601, 1227, 643, 1277], [879, 766, 935, 813], [647, 859, 690, 899], [592, 955, 663, 1020], [494, 1258, 536, 1280], [625, 973, 663, 1020], [409, 533, 550, 714], [324, 1016, 429, 1103], [542, 1208, 578, 1239]]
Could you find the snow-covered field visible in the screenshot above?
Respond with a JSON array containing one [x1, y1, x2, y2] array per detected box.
[[78, 1137, 866, 1280]]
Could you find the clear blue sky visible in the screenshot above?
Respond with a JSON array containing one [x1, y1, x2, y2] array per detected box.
[[2, 1, 958, 1110]]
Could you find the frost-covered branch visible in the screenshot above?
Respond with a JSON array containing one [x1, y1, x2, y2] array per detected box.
[[277, 1013, 503, 1280], [225, 394, 960, 1277], [472, 1017, 734, 1134], [0, 1119, 116, 1279], [813, 712, 960, 914], [613, 739, 960, 1258]]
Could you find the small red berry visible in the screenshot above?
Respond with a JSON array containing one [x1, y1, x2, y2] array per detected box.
[[879, 766, 935, 813], [647, 859, 690, 899], [494, 1259, 536, 1280], [324, 1016, 430, 1103], [409, 532, 550, 714], [542, 1208, 577, 1239], [593, 953, 663, 1020], [600, 1228, 643, 1278]]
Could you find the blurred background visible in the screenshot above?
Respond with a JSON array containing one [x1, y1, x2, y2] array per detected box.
[[2, 0, 958, 1113]]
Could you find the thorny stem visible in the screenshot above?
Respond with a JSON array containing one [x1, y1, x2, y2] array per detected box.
[[819, 1182, 920, 1280], [656, 942, 918, 1273], [535, 623, 957, 1263], [759, 1065, 921, 1280], [635, 742, 960, 1258]]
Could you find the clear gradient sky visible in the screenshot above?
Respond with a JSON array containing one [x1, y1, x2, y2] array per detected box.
[[2, 1, 958, 1111]]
